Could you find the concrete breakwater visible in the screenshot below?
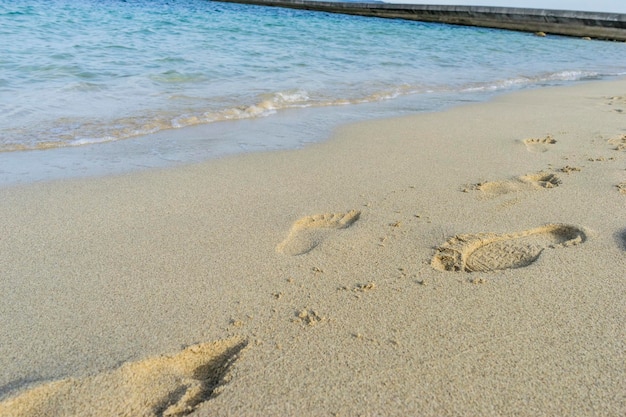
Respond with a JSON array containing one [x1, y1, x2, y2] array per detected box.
[[216, 0, 626, 41]]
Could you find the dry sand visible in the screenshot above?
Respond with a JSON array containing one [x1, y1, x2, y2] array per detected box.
[[0, 79, 625, 416]]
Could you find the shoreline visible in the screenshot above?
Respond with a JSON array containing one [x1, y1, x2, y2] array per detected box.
[[0, 85, 503, 188], [0, 74, 619, 189], [1, 79, 625, 416]]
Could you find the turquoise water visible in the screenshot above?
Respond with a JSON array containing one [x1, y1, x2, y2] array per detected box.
[[1, 0, 625, 183]]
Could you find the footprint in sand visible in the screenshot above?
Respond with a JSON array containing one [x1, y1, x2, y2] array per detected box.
[[276, 210, 360, 256], [0, 338, 247, 417], [608, 134, 626, 151], [523, 135, 556, 153], [606, 96, 626, 113], [431, 224, 586, 272], [466, 171, 561, 198]]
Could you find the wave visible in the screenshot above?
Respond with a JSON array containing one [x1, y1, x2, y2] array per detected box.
[[459, 70, 603, 93], [149, 70, 209, 84], [0, 69, 616, 153]]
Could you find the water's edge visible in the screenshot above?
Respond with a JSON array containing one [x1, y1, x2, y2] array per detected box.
[[0, 77, 619, 189]]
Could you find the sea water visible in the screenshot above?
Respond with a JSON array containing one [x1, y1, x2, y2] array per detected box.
[[1, 0, 625, 185]]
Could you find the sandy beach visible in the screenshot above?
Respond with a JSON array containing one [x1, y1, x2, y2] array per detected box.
[[1, 79, 625, 416]]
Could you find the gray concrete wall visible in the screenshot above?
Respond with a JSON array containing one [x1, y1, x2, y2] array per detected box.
[[217, 0, 626, 41]]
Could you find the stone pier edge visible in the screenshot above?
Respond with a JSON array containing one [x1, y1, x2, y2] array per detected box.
[[215, 0, 626, 41]]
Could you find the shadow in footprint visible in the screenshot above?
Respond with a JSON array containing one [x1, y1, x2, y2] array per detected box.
[[432, 224, 586, 272], [614, 228, 626, 251], [0, 377, 47, 402], [156, 339, 248, 416], [277, 210, 361, 256], [0, 338, 247, 417]]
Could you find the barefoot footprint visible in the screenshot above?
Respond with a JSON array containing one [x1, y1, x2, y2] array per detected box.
[[606, 96, 626, 113], [431, 224, 586, 272], [523, 135, 556, 153], [608, 134, 626, 151], [276, 210, 361, 256], [0, 338, 247, 417], [468, 172, 560, 197]]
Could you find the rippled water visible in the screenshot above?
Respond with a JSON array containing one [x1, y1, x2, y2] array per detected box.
[[1, 0, 625, 182]]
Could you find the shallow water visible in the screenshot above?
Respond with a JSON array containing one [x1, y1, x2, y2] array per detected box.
[[1, 0, 625, 185]]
